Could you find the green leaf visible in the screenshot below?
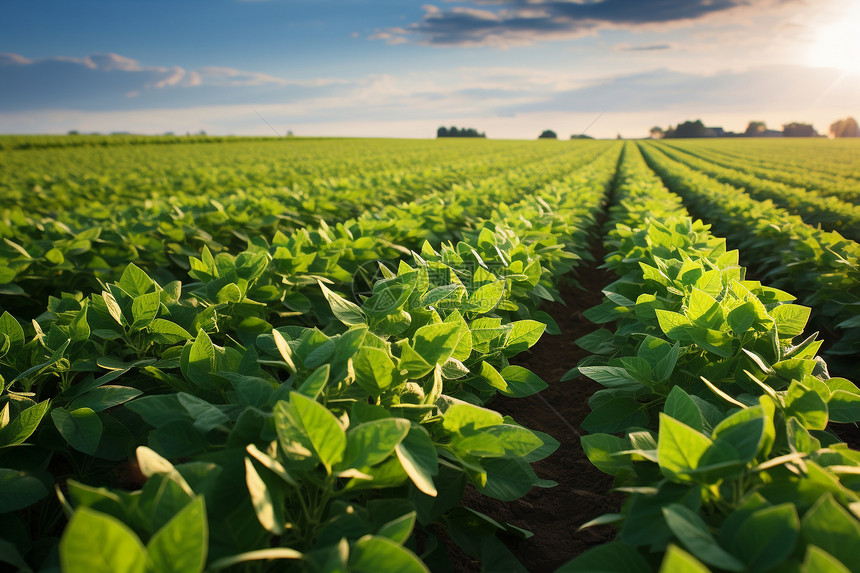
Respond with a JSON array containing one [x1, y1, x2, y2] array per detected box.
[[339, 418, 410, 470], [803, 546, 850, 573], [771, 304, 810, 337], [801, 494, 860, 572], [581, 433, 631, 476], [271, 329, 297, 374], [505, 320, 545, 354], [60, 507, 147, 573], [349, 535, 429, 573], [119, 263, 154, 298], [183, 330, 215, 387], [69, 386, 142, 413], [732, 504, 799, 571], [148, 319, 193, 345], [208, 548, 302, 571], [377, 511, 417, 545], [468, 281, 505, 313], [130, 291, 161, 330], [658, 545, 711, 573], [582, 397, 648, 434], [297, 363, 330, 399], [662, 504, 744, 571], [727, 301, 757, 334], [51, 407, 102, 455], [0, 399, 50, 448], [499, 365, 548, 397], [244, 457, 285, 535], [0, 311, 24, 350], [395, 424, 438, 496], [319, 282, 366, 326], [664, 386, 704, 432], [146, 496, 208, 573], [442, 403, 503, 433], [0, 468, 48, 512], [354, 346, 395, 396], [785, 381, 828, 431], [177, 393, 229, 433], [657, 414, 711, 482], [412, 322, 461, 367], [290, 392, 346, 472]]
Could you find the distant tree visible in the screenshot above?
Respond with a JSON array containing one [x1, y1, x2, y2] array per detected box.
[[649, 126, 664, 139], [570, 134, 594, 140], [67, 130, 80, 136], [437, 125, 485, 138], [286, 130, 294, 137], [783, 122, 818, 137], [830, 117, 860, 138], [616, 134, 623, 139], [665, 120, 708, 139], [744, 121, 767, 136], [538, 130, 557, 139]]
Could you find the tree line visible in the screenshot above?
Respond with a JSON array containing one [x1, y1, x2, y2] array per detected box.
[[650, 117, 859, 139]]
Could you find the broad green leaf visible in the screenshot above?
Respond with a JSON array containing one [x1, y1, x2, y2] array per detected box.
[[349, 535, 428, 573], [412, 322, 461, 367], [0, 311, 24, 350], [244, 457, 285, 535], [183, 330, 215, 386], [662, 504, 744, 571], [147, 319, 193, 345], [130, 291, 160, 330], [0, 468, 48, 512], [377, 511, 417, 545], [290, 392, 346, 472], [52, 407, 102, 455], [354, 346, 395, 396], [785, 381, 828, 431], [731, 503, 799, 571], [177, 393, 229, 433], [60, 507, 146, 573], [801, 494, 860, 572], [582, 397, 648, 434], [499, 365, 548, 397], [0, 399, 50, 448], [803, 546, 850, 573], [727, 301, 757, 334], [147, 496, 207, 573], [297, 363, 330, 399], [395, 425, 438, 496], [119, 263, 154, 298], [339, 418, 410, 470], [658, 545, 710, 573], [657, 414, 712, 482], [581, 433, 631, 476], [69, 386, 142, 413], [319, 282, 365, 326], [664, 386, 704, 432], [468, 281, 505, 314], [505, 320, 545, 354], [771, 304, 810, 337], [442, 403, 503, 433]]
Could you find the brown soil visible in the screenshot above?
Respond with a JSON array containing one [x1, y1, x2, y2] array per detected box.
[[452, 248, 624, 572]]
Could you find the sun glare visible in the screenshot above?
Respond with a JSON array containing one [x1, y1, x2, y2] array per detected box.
[[805, 4, 860, 75]]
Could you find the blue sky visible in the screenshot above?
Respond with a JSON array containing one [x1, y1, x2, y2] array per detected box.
[[1, 0, 858, 138]]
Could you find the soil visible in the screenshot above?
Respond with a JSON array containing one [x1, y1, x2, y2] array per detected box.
[[448, 243, 625, 572]]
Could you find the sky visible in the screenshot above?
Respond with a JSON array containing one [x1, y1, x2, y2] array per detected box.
[[1, 0, 859, 139]]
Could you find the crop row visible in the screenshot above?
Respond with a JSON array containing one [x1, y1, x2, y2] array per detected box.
[[660, 140, 860, 205], [645, 142, 860, 239], [638, 142, 860, 379], [0, 144, 621, 571], [560, 143, 860, 572]]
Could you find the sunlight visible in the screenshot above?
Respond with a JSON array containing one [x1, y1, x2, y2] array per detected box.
[[805, 3, 860, 74]]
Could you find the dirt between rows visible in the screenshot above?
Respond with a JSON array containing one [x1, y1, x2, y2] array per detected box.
[[448, 247, 624, 572]]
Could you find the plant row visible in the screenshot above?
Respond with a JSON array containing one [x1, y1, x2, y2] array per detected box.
[[559, 143, 860, 572], [647, 142, 860, 239], [638, 142, 860, 379], [661, 141, 860, 205]]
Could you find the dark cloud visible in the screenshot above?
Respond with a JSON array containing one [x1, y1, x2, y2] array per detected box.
[[381, 1, 782, 46]]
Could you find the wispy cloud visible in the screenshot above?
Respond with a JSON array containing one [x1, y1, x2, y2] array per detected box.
[[615, 43, 674, 52], [371, 0, 799, 47], [0, 52, 347, 111]]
